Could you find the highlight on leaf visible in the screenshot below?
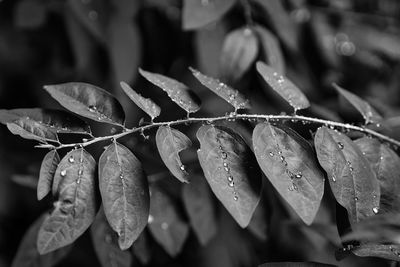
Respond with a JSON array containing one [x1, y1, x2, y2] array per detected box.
[[44, 82, 126, 126], [37, 148, 97, 254], [37, 150, 60, 200], [252, 123, 324, 225], [99, 141, 150, 250], [120, 81, 160, 121], [196, 125, 261, 228], [333, 83, 382, 125], [256, 61, 310, 112], [156, 126, 192, 183], [7, 120, 59, 143], [190, 67, 251, 111]]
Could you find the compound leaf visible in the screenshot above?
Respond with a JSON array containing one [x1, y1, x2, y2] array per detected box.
[[182, 175, 218, 245], [99, 142, 149, 250], [334, 84, 382, 125], [256, 61, 309, 112], [182, 0, 236, 30], [12, 214, 71, 267], [91, 209, 132, 267], [37, 150, 60, 200], [139, 69, 201, 114], [220, 27, 259, 82], [156, 126, 192, 183], [44, 82, 125, 126], [253, 123, 324, 225], [120, 82, 160, 121], [37, 148, 97, 254], [197, 125, 261, 228], [190, 68, 251, 111], [314, 127, 380, 224], [148, 185, 189, 257]]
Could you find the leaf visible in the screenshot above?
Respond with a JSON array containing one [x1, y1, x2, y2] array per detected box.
[[37, 148, 97, 254], [108, 15, 141, 84], [182, 175, 218, 245], [256, 61, 310, 112], [44, 82, 125, 126], [0, 109, 91, 135], [120, 81, 161, 121], [190, 68, 251, 111], [7, 120, 59, 142], [11, 214, 71, 267], [352, 243, 400, 261], [155, 126, 192, 183], [333, 84, 382, 124], [259, 262, 337, 267], [196, 125, 261, 228], [355, 137, 400, 212], [314, 127, 380, 224], [139, 69, 201, 114], [220, 27, 259, 82], [99, 142, 150, 250], [91, 209, 132, 267], [182, 0, 236, 30], [253, 123, 324, 225], [37, 150, 60, 200], [14, 0, 47, 29], [148, 185, 189, 257], [254, 25, 285, 74], [131, 230, 152, 265]]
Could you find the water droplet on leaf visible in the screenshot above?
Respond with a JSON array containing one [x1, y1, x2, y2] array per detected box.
[[60, 170, 67, 177]]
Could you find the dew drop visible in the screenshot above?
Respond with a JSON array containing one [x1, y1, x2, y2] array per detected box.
[[76, 179, 80, 184], [269, 152, 274, 157], [119, 173, 124, 179], [223, 162, 228, 167], [78, 169, 83, 175], [295, 173, 302, 179], [372, 207, 379, 214], [221, 152, 228, 159], [354, 197, 358, 201], [332, 175, 336, 182], [227, 176, 233, 182], [337, 142, 344, 150], [233, 195, 238, 201], [88, 105, 97, 112], [68, 156, 75, 163], [148, 214, 154, 224], [288, 185, 294, 191], [161, 222, 169, 230], [224, 166, 230, 172], [180, 165, 186, 171], [228, 180, 234, 187], [349, 167, 354, 172], [280, 156, 285, 161], [60, 170, 67, 177]]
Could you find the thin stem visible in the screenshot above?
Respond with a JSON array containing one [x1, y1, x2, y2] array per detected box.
[[240, 0, 253, 26], [49, 114, 400, 150]]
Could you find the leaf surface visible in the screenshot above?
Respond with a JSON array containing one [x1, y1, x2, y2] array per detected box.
[[7, 120, 59, 142], [314, 127, 380, 223], [256, 61, 309, 112], [197, 125, 261, 227], [91, 209, 132, 267], [99, 142, 149, 250], [259, 262, 336, 267], [139, 69, 201, 113], [334, 84, 381, 124], [120, 82, 160, 120], [190, 68, 251, 110], [37, 150, 60, 200], [148, 185, 189, 257], [253, 123, 324, 225], [182, 0, 236, 30], [44, 82, 125, 126], [182, 175, 217, 245], [37, 148, 97, 254], [156, 126, 192, 183]]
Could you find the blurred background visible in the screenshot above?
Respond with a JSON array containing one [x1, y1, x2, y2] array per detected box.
[[1, 0, 400, 266]]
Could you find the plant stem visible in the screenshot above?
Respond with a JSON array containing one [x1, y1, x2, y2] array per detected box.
[[45, 114, 400, 150], [240, 0, 254, 26]]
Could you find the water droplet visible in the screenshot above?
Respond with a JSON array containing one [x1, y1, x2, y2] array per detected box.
[[233, 195, 238, 201], [332, 175, 336, 182], [295, 172, 302, 179], [148, 215, 154, 224], [161, 222, 169, 230], [80, 157, 84, 163], [349, 167, 354, 172], [354, 197, 358, 201], [269, 152, 274, 157], [224, 166, 230, 172], [337, 142, 344, 150], [76, 179, 80, 184], [372, 207, 379, 214], [68, 156, 75, 163], [221, 152, 227, 159], [88, 105, 97, 112], [180, 165, 186, 171], [60, 170, 67, 177], [228, 181, 234, 187], [293, 184, 298, 191], [288, 185, 294, 191], [223, 162, 228, 167], [120, 173, 124, 179], [280, 156, 285, 161], [78, 169, 83, 175]]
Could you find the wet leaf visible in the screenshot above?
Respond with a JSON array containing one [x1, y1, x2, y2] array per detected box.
[[11, 214, 71, 267], [44, 82, 125, 126], [99, 142, 149, 250], [139, 69, 201, 114], [197, 125, 261, 228], [148, 185, 189, 257], [120, 82, 160, 121], [314, 127, 380, 224], [254, 25, 285, 74], [182, 175, 218, 245], [156, 126, 192, 183], [259, 262, 337, 267], [256, 61, 310, 112], [352, 243, 400, 261], [182, 0, 236, 30], [253, 123, 324, 225], [190, 68, 251, 111], [37, 150, 60, 200], [91, 209, 132, 267], [7, 120, 59, 142], [37, 148, 97, 254], [355, 137, 400, 212], [333, 84, 382, 124], [131, 230, 152, 265], [220, 27, 259, 82], [0, 108, 91, 135]]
